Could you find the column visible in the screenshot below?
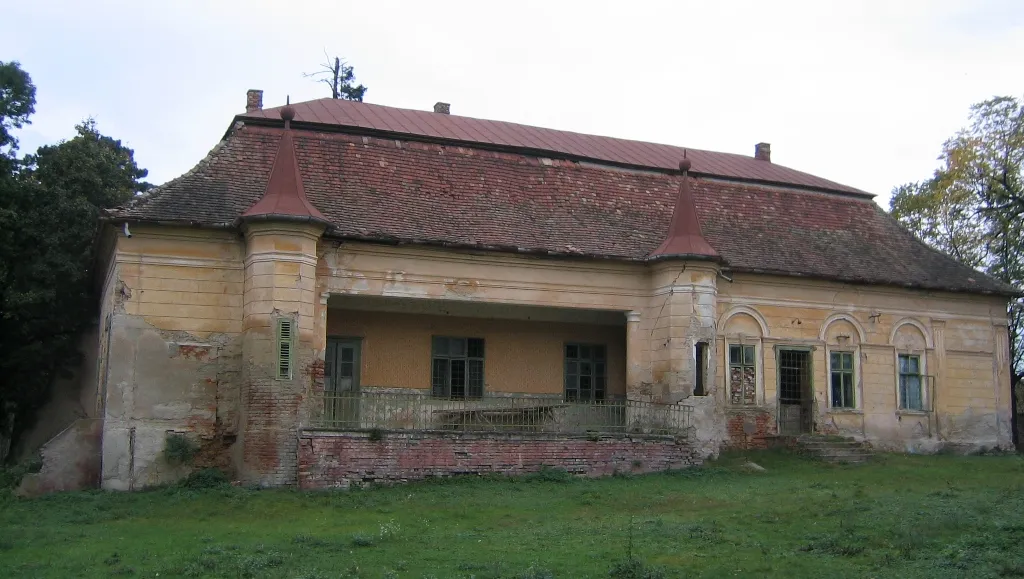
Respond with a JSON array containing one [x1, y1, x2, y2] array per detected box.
[[626, 310, 644, 400]]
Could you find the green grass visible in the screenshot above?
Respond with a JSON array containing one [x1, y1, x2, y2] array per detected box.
[[2, 450, 1024, 578]]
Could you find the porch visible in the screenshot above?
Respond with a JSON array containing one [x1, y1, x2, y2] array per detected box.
[[313, 295, 692, 437], [308, 389, 693, 436]]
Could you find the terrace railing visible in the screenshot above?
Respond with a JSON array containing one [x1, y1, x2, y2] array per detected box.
[[310, 389, 693, 437]]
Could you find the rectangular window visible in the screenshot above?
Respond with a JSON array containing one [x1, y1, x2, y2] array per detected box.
[[432, 337, 484, 399], [694, 342, 708, 396], [565, 343, 606, 402], [275, 318, 295, 380], [728, 344, 756, 405], [898, 354, 923, 411], [830, 351, 855, 409]]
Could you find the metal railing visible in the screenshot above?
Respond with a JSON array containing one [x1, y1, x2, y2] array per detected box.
[[311, 389, 692, 436]]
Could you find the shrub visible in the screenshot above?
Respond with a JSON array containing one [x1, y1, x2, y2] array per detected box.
[[178, 468, 229, 489], [526, 466, 575, 483], [350, 533, 375, 547], [608, 557, 667, 579], [0, 454, 43, 489], [164, 433, 199, 465], [517, 564, 555, 578]]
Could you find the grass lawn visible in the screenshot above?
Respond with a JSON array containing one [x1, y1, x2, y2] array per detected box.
[[2, 450, 1024, 578]]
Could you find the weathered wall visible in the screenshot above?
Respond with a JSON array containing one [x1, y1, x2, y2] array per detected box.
[[14, 327, 101, 461], [716, 273, 1012, 452], [16, 419, 102, 497], [100, 226, 244, 490], [298, 430, 700, 489], [240, 222, 324, 486], [89, 223, 1012, 493], [326, 308, 626, 396]]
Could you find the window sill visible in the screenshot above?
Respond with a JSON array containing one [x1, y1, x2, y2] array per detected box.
[[827, 408, 862, 415], [895, 410, 929, 417]]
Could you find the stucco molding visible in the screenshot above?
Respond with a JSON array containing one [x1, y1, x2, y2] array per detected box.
[[651, 285, 718, 297], [819, 313, 867, 343], [322, 270, 648, 301], [115, 253, 243, 271], [244, 252, 320, 268], [330, 243, 647, 277], [889, 317, 934, 349], [717, 305, 769, 337], [718, 296, 996, 324]]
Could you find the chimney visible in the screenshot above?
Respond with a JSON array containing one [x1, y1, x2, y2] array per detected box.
[[246, 89, 264, 113], [433, 102, 450, 114], [754, 142, 771, 162]]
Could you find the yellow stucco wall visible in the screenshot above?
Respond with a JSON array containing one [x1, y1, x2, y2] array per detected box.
[[92, 225, 1012, 489], [326, 308, 626, 397], [114, 227, 244, 336], [717, 273, 1011, 448]]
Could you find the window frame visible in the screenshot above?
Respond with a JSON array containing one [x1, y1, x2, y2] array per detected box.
[[694, 341, 709, 397], [828, 350, 856, 409], [726, 342, 758, 406], [275, 317, 295, 381], [431, 336, 485, 399], [564, 343, 607, 403], [896, 353, 926, 411]]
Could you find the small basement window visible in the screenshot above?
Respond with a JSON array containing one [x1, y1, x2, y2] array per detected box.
[[432, 337, 484, 399], [694, 342, 709, 396], [276, 317, 295, 380]]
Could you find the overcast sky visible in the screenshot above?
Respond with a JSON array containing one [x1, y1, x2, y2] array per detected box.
[[4, 0, 1023, 208]]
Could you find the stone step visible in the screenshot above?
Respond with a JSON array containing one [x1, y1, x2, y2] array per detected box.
[[793, 436, 873, 465]]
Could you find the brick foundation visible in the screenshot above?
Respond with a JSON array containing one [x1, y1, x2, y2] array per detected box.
[[724, 408, 776, 449], [298, 431, 701, 489]]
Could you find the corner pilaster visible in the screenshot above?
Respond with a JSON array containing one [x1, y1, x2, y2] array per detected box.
[[239, 221, 325, 485]]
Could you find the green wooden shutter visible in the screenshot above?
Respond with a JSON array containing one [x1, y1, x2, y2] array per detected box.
[[276, 318, 295, 380]]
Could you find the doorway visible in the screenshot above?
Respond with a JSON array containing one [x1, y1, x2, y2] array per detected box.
[[777, 349, 813, 435], [325, 338, 361, 428]]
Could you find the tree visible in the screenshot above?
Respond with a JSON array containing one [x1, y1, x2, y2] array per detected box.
[[0, 98, 150, 458], [890, 95, 1024, 446], [304, 52, 367, 101], [0, 61, 36, 163]]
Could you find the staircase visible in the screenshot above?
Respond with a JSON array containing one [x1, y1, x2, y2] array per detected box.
[[794, 435, 873, 464]]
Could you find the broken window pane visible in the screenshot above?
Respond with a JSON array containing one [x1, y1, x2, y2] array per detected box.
[[468, 338, 485, 359], [729, 343, 758, 405]]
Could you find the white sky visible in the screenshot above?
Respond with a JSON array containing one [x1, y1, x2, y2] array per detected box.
[[4, 0, 1024, 208]]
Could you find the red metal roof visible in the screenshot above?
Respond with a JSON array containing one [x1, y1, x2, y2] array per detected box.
[[242, 99, 869, 196], [240, 126, 326, 224], [648, 159, 718, 260]]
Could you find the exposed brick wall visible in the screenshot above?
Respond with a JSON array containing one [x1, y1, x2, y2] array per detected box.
[[724, 408, 776, 449], [298, 431, 701, 489]]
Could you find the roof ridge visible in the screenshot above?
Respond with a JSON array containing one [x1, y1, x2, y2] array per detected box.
[[243, 98, 870, 197]]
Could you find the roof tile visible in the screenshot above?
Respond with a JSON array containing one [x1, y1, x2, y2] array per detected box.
[[111, 123, 1011, 295]]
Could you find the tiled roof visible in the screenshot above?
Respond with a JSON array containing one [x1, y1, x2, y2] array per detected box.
[[240, 124, 327, 224], [242, 99, 867, 196], [111, 120, 1013, 296]]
